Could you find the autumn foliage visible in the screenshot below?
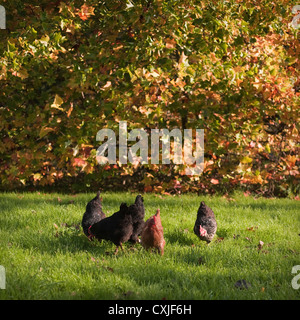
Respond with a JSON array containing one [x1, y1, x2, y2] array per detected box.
[[0, 0, 299, 196]]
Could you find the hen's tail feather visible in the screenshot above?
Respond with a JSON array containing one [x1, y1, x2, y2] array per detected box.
[[135, 195, 144, 205], [120, 202, 129, 211]]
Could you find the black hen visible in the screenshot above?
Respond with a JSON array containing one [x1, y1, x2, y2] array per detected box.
[[194, 201, 217, 243], [128, 195, 145, 244], [82, 191, 106, 239], [90, 203, 133, 253]]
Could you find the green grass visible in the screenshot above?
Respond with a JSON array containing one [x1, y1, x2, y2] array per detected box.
[[0, 192, 299, 300]]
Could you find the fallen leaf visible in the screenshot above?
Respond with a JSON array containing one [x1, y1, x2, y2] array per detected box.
[[258, 240, 264, 250], [247, 226, 258, 232]]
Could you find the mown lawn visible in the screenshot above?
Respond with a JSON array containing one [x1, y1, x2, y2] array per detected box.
[[0, 192, 299, 300]]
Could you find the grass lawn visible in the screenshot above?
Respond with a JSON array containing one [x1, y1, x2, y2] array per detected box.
[[0, 192, 299, 300]]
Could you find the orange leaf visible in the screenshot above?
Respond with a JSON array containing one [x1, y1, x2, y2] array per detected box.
[[73, 158, 87, 168], [211, 179, 219, 185], [78, 4, 95, 21], [67, 103, 73, 117], [165, 38, 176, 49]]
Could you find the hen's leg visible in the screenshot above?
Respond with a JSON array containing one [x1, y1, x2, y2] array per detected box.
[[114, 243, 124, 255]]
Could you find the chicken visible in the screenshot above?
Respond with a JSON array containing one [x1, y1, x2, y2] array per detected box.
[[128, 195, 145, 244], [194, 201, 217, 243], [141, 209, 165, 255], [89, 203, 133, 254], [82, 191, 106, 240]]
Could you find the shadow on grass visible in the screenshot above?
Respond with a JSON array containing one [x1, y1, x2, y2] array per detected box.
[[164, 228, 194, 246], [231, 200, 300, 212], [0, 193, 129, 211]]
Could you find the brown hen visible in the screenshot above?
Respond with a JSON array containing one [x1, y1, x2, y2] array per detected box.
[[141, 209, 165, 255]]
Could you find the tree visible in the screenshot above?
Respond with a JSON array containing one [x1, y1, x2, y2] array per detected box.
[[0, 0, 299, 196]]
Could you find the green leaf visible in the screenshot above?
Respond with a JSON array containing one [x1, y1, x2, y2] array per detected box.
[[240, 156, 253, 164]]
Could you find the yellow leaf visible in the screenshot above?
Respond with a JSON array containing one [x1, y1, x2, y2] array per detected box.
[[253, 78, 263, 92], [240, 156, 253, 164], [51, 94, 64, 110], [40, 35, 50, 45], [39, 126, 55, 138], [33, 173, 42, 181]]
